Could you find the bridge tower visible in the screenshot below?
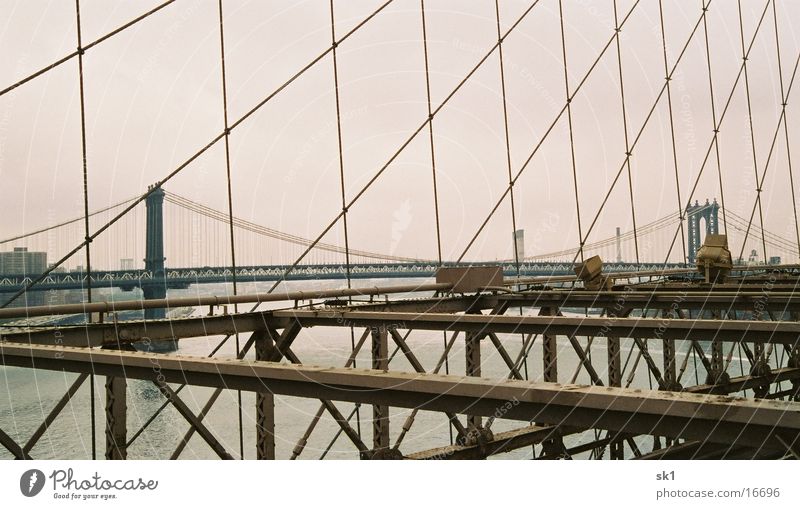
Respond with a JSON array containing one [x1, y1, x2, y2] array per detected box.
[[142, 186, 166, 320], [686, 199, 719, 264]]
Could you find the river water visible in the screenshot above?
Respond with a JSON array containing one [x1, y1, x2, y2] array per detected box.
[[0, 278, 757, 460]]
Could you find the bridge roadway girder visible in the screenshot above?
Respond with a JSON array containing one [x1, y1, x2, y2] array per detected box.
[[271, 310, 800, 344], [1, 342, 798, 453], [498, 290, 800, 313], [7, 300, 800, 348]]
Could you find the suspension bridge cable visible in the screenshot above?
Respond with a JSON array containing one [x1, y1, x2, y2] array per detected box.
[[493, 0, 529, 441], [420, 0, 443, 266], [163, 192, 428, 262], [495, 0, 521, 275], [0, 1, 397, 307], [264, 0, 545, 292], [523, 212, 681, 261], [0, 1, 177, 99], [569, 0, 713, 266], [329, 0, 353, 289], [735, 53, 800, 262], [558, 0, 584, 264], [0, 197, 137, 245], [217, 0, 238, 298], [661, 0, 784, 264], [613, 0, 640, 268], [701, 0, 729, 237], [658, 0, 688, 264], [725, 210, 797, 251], [737, 0, 768, 261], [74, 0, 96, 461], [455, 0, 641, 263], [329, 0, 361, 441], [419, 0, 452, 446], [773, 1, 800, 259], [215, 0, 244, 461]]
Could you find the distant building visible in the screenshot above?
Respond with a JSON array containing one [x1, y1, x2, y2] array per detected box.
[[0, 247, 47, 307], [513, 229, 525, 262], [769, 256, 781, 265], [120, 258, 135, 271], [0, 247, 47, 275]]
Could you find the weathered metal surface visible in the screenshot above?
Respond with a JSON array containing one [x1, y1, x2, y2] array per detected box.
[[272, 310, 800, 344], [435, 265, 504, 293], [3, 342, 799, 452], [407, 425, 568, 460]]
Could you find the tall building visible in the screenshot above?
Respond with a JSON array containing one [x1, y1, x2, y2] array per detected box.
[[512, 229, 525, 262], [0, 247, 47, 307], [120, 258, 135, 270], [0, 247, 47, 275]]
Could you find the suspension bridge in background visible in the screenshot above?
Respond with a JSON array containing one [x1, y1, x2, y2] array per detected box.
[[3, 0, 800, 461], [1, 187, 710, 295]]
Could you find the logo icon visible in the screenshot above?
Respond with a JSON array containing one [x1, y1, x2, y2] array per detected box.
[[20, 469, 45, 497]]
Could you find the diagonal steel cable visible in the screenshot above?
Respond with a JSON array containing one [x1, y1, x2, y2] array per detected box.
[[0, 0, 177, 98], [0, 0, 396, 308], [455, 0, 642, 262]]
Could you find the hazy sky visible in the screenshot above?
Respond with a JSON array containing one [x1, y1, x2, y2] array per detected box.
[[1, 0, 800, 269]]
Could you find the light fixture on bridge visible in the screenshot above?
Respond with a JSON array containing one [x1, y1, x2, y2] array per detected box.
[[696, 234, 732, 283], [573, 255, 612, 291]]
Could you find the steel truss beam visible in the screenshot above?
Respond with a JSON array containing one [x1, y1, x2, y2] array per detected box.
[[406, 424, 571, 460], [272, 310, 800, 344], [498, 290, 800, 312], [2, 342, 799, 453]]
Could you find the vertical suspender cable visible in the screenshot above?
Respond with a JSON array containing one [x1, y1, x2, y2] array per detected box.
[[216, 0, 244, 459], [329, 0, 353, 288], [329, 0, 361, 439], [772, 1, 800, 259], [735, 0, 768, 261], [494, 0, 522, 275], [558, 0, 584, 263], [736, 0, 768, 262], [700, 0, 729, 236], [420, 0, 452, 444], [658, 0, 688, 264], [420, 0, 443, 265], [613, 0, 640, 266], [74, 0, 95, 460], [494, 0, 529, 421]]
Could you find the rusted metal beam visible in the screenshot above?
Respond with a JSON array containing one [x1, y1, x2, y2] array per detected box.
[[273, 310, 800, 344], [499, 290, 800, 312], [406, 424, 568, 460], [4, 342, 799, 452], [0, 427, 30, 460], [387, 328, 466, 439], [291, 328, 370, 459], [104, 374, 127, 460], [13, 300, 800, 350], [370, 326, 390, 455], [255, 329, 276, 460], [0, 282, 453, 319], [685, 367, 800, 395], [153, 380, 234, 460], [23, 373, 88, 455]]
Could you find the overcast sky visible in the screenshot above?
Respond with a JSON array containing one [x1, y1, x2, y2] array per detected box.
[[1, 0, 800, 269]]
